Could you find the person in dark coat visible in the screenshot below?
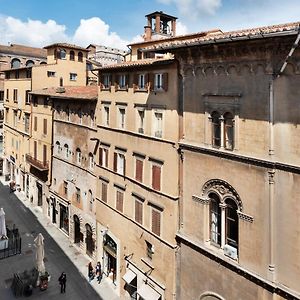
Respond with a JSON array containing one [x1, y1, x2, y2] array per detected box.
[[95, 261, 102, 284], [58, 272, 67, 293], [88, 262, 94, 283]]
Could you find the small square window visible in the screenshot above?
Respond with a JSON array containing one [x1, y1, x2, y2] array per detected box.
[[70, 73, 77, 81]]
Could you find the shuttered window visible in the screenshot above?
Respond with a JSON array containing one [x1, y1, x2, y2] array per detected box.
[[34, 141, 37, 159], [101, 182, 107, 203], [152, 164, 161, 191], [116, 190, 123, 212], [135, 199, 143, 224], [135, 159, 143, 182], [34, 117, 37, 131], [99, 148, 108, 167], [152, 209, 161, 236], [43, 119, 47, 135], [43, 145, 47, 164]]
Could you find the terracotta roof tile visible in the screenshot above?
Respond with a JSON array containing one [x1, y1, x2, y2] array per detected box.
[[30, 86, 98, 100], [140, 21, 300, 51], [43, 43, 88, 51], [0, 43, 47, 58], [95, 57, 174, 71]]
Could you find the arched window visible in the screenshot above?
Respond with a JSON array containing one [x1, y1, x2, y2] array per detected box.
[[56, 141, 61, 154], [88, 190, 93, 212], [88, 153, 94, 169], [76, 148, 81, 164], [26, 60, 34, 67], [78, 52, 83, 62], [85, 223, 94, 256], [59, 48, 66, 59], [70, 50, 75, 61], [225, 198, 238, 248], [224, 112, 234, 150], [211, 111, 221, 148], [203, 179, 242, 259], [64, 144, 69, 159], [11, 58, 21, 69], [209, 193, 221, 246]]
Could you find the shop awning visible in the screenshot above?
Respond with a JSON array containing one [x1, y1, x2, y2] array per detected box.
[[137, 283, 161, 300], [122, 269, 136, 284]]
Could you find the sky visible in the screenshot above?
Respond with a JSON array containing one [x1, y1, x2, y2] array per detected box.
[[0, 0, 299, 50]]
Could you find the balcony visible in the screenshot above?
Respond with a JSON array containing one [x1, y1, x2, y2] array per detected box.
[[26, 154, 49, 171]]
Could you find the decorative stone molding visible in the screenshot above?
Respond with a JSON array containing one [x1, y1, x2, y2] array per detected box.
[[202, 179, 243, 211], [237, 211, 254, 223], [268, 170, 275, 184], [192, 195, 210, 205]]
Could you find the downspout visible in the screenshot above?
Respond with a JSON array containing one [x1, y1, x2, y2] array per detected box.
[[268, 27, 300, 282]]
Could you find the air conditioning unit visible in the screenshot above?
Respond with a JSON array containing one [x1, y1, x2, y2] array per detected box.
[[223, 244, 238, 260]]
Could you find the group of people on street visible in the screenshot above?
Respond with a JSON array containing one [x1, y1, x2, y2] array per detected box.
[[88, 261, 102, 284], [57, 261, 102, 294]]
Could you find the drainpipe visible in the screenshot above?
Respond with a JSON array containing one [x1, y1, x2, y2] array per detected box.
[[267, 27, 300, 282]]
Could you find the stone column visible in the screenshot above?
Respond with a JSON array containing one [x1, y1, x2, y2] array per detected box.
[[268, 169, 276, 281], [220, 203, 227, 248], [220, 116, 225, 149]]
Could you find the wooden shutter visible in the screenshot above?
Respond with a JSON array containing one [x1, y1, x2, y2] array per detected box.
[[116, 191, 123, 212], [148, 73, 154, 91], [162, 73, 168, 91], [135, 200, 143, 224], [135, 159, 143, 182], [113, 152, 117, 172], [99, 148, 103, 166], [101, 182, 107, 202], [105, 149, 108, 167], [34, 141, 37, 159], [43, 119, 47, 135], [43, 145, 47, 164], [123, 156, 126, 176], [99, 73, 103, 88], [125, 74, 129, 89], [34, 117, 37, 131], [152, 165, 161, 191], [152, 209, 161, 236], [133, 73, 138, 92]]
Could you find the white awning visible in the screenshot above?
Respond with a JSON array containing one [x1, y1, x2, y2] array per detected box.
[[137, 283, 161, 300], [122, 269, 136, 284]]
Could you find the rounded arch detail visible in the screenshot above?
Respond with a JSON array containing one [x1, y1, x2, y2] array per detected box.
[[202, 179, 243, 211]]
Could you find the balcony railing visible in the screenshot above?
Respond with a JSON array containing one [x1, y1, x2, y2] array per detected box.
[[26, 154, 49, 171]]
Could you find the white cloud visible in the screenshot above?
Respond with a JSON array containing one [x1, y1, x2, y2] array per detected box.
[[157, 0, 222, 18], [0, 15, 129, 50], [176, 21, 188, 35], [0, 16, 68, 47], [72, 17, 128, 50]]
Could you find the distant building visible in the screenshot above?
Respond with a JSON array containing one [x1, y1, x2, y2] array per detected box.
[[0, 44, 46, 155]]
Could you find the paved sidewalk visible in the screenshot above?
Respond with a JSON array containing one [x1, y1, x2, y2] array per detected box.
[[1, 177, 120, 300]]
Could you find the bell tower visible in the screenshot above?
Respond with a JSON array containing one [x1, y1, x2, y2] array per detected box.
[[144, 11, 177, 42]]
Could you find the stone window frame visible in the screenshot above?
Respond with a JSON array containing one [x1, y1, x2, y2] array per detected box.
[[203, 94, 240, 151], [192, 179, 253, 261]]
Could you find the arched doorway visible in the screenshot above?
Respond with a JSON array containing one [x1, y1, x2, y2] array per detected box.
[[85, 224, 94, 257], [103, 234, 117, 283], [74, 215, 81, 244]]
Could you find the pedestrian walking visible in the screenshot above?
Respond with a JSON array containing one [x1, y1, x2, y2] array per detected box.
[[88, 262, 94, 283], [58, 272, 67, 293], [95, 261, 102, 284]]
